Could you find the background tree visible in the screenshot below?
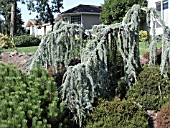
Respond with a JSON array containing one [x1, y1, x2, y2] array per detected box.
[[26, 0, 63, 31], [0, 17, 2, 33], [0, 0, 63, 36], [10, 1, 17, 37], [100, 0, 148, 25], [0, 7, 25, 36], [0, 0, 25, 36]]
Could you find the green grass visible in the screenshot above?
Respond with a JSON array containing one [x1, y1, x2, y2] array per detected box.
[[139, 42, 149, 56], [0, 42, 162, 56], [1, 46, 38, 54], [139, 41, 162, 56]]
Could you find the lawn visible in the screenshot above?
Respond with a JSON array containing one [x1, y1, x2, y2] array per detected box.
[[1, 46, 38, 54], [139, 41, 162, 56], [0, 42, 162, 56]]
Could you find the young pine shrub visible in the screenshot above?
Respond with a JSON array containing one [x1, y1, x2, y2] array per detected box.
[[0, 62, 67, 128], [84, 99, 150, 128], [126, 65, 170, 110], [156, 101, 170, 128]]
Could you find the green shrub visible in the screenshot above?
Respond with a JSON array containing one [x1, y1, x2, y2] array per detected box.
[[0, 62, 66, 128], [139, 30, 148, 42], [126, 65, 170, 110], [13, 35, 41, 47], [116, 77, 128, 99], [84, 99, 150, 128], [156, 101, 170, 128]]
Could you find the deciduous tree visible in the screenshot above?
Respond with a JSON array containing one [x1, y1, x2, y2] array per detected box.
[[100, 0, 147, 25], [26, 0, 63, 31]]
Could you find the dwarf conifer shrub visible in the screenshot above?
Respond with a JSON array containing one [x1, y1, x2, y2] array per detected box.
[[126, 65, 170, 110], [156, 101, 170, 128], [84, 99, 150, 128], [0, 62, 66, 128]]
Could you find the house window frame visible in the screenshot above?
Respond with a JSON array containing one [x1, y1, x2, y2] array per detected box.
[[71, 15, 82, 24]]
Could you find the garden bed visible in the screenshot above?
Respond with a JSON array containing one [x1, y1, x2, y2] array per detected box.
[[0, 52, 32, 71]]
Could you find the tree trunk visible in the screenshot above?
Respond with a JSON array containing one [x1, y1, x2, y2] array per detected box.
[[10, 1, 16, 37], [0, 18, 2, 33]]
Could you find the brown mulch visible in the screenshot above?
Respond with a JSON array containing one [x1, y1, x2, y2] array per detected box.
[[0, 52, 33, 70]]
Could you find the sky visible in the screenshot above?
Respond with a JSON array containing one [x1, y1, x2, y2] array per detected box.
[[17, 0, 104, 25]]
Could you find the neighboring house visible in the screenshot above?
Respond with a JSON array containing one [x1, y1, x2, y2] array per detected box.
[[60, 4, 102, 30], [26, 19, 52, 37], [148, 0, 169, 35], [26, 4, 102, 36]]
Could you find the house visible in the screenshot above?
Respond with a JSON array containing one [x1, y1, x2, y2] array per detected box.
[[148, 0, 169, 35], [26, 4, 102, 36], [60, 4, 102, 30], [25, 19, 52, 37]]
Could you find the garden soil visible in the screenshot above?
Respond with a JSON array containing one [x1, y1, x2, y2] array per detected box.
[[0, 52, 32, 71]]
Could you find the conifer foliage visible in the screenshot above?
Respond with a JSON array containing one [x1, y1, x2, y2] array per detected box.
[[26, 22, 84, 74], [0, 62, 64, 127], [25, 4, 170, 127]]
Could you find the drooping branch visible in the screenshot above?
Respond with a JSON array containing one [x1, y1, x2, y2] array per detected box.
[[117, 5, 141, 85], [24, 4, 170, 128], [60, 39, 109, 127], [26, 22, 84, 73], [146, 8, 170, 77]]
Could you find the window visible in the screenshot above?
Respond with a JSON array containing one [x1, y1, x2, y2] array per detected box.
[[163, 0, 168, 25], [32, 26, 35, 35], [155, 1, 161, 28], [156, 1, 161, 12], [71, 15, 81, 24], [155, 0, 169, 28], [163, 0, 168, 10]]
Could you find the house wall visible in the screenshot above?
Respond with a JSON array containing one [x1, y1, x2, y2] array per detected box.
[[62, 14, 101, 30], [46, 25, 52, 33], [41, 24, 52, 35], [82, 14, 101, 29], [148, 0, 170, 35], [30, 26, 34, 36]]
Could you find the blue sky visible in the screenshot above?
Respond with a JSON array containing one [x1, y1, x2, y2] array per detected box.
[[18, 0, 104, 25]]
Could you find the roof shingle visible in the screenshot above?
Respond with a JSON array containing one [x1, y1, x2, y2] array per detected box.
[[62, 4, 102, 14]]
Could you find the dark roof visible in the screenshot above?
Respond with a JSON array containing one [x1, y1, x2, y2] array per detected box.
[[62, 4, 102, 14]]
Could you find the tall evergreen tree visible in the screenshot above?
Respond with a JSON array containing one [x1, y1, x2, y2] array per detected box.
[[10, 1, 17, 37], [0, 6, 25, 36], [0, 1, 25, 36]]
